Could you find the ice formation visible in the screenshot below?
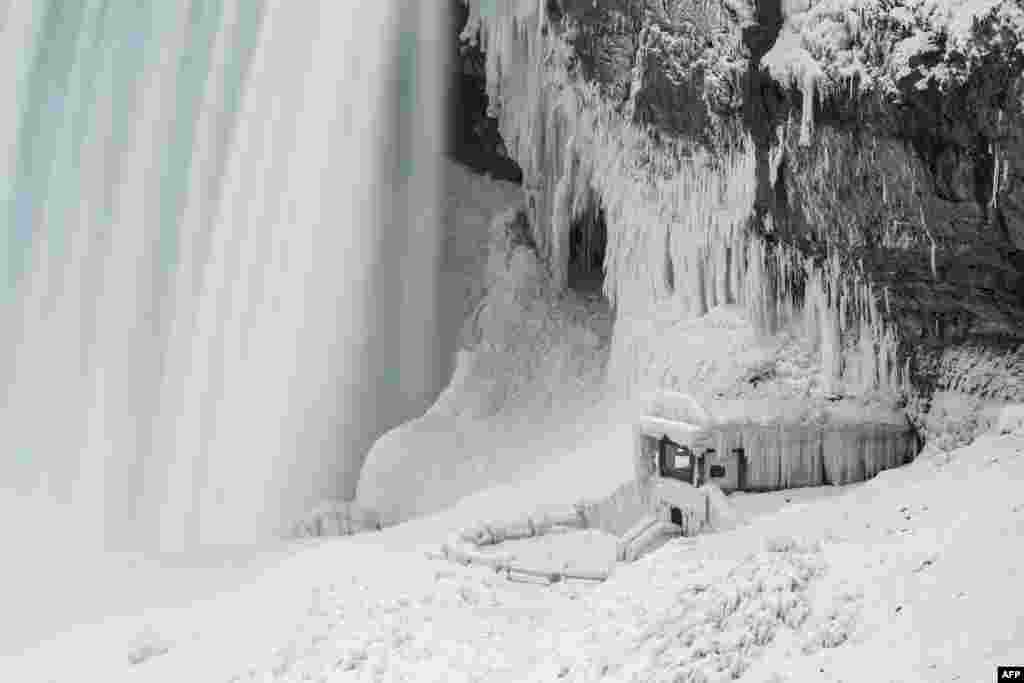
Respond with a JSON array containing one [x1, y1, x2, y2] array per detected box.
[[762, 17, 825, 146], [461, 0, 910, 403]]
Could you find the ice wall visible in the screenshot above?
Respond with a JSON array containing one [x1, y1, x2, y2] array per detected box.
[[460, 0, 907, 401], [710, 423, 914, 489], [0, 1, 449, 551]]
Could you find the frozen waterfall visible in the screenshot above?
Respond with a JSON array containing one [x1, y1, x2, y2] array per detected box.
[[0, 1, 449, 552]]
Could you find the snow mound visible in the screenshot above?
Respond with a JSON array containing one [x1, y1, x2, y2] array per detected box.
[[703, 483, 749, 531], [995, 403, 1024, 435], [126, 625, 173, 666], [800, 584, 863, 654], [560, 537, 826, 682]]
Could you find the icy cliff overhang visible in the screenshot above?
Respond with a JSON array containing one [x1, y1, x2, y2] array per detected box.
[[460, 0, 1024, 417]]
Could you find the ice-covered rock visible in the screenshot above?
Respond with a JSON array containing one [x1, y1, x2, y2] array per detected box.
[[291, 500, 380, 538]]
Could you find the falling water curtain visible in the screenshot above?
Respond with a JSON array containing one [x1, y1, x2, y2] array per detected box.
[[364, 0, 450, 447], [0, 1, 275, 551], [393, 0, 449, 419], [0, 0, 450, 552]]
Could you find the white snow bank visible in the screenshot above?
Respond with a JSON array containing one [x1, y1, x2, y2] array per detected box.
[[1, 541, 296, 671], [920, 389, 1022, 451]]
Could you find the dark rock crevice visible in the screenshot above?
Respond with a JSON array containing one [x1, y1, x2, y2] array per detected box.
[[743, 0, 788, 241], [447, 0, 523, 182]]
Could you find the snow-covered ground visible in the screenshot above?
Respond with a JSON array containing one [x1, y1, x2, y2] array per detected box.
[[8, 430, 1023, 682], [5, 164, 1023, 682], [0, 543, 295, 660]]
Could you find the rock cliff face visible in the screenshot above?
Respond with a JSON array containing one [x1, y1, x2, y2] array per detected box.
[[755, 0, 1024, 411], [456, 0, 1024, 433]]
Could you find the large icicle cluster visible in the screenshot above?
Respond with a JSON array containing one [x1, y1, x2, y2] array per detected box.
[[461, 3, 756, 310], [461, 0, 910, 400], [780, 249, 909, 395]]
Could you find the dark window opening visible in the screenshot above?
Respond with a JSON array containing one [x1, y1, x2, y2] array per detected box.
[[670, 507, 683, 526], [568, 202, 607, 295], [659, 437, 693, 482]]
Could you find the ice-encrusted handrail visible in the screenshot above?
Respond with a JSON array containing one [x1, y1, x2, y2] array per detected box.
[[428, 503, 611, 583]]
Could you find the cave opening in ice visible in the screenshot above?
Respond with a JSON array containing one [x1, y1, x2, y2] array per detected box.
[[567, 197, 607, 296]]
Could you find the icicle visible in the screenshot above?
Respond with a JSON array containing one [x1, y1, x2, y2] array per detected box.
[[769, 125, 787, 187], [990, 140, 1000, 212], [550, 129, 576, 290], [921, 204, 937, 280], [991, 109, 1006, 212]]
